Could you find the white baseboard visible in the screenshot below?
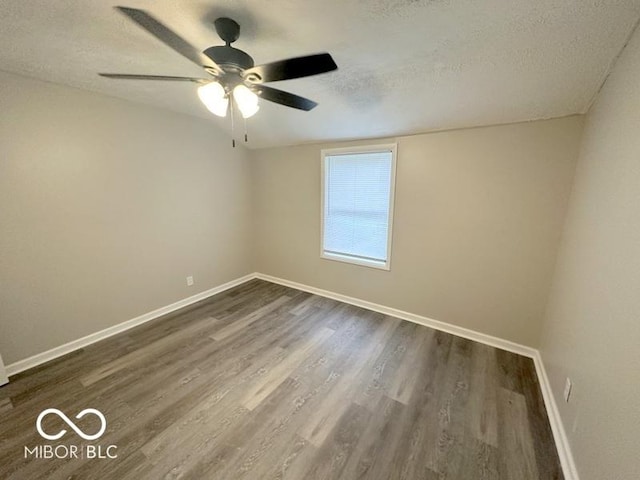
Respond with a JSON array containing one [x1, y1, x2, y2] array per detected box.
[[5, 273, 256, 377], [532, 351, 579, 480], [255, 272, 579, 480], [255, 273, 537, 358], [0, 353, 8, 386]]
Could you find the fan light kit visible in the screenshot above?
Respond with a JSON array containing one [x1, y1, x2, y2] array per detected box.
[[197, 79, 258, 119], [100, 7, 338, 146]]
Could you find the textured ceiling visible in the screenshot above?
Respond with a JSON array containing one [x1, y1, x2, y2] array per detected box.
[[1, 0, 640, 148]]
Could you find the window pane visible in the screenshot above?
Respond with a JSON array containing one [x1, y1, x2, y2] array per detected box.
[[323, 150, 393, 263]]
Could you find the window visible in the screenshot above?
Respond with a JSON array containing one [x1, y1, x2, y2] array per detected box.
[[321, 144, 397, 270]]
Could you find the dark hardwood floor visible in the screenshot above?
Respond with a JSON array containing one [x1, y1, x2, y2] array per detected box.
[[0, 279, 563, 479]]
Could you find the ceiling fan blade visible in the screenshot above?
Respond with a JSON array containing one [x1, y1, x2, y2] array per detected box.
[[115, 6, 221, 72], [99, 73, 207, 82], [253, 85, 318, 111], [243, 53, 337, 83]]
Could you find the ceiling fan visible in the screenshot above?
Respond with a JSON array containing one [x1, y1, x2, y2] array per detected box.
[[100, 7, 338, 127]]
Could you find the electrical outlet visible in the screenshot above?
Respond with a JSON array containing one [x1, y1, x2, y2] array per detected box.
[[564, 377, 572, 403], [186, 275, 194, 287]]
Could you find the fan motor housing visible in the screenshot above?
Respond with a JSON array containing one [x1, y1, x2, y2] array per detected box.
[[204, 46, 254, 71]]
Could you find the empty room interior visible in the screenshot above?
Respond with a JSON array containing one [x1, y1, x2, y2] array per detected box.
[[1, 1, 639, 479]]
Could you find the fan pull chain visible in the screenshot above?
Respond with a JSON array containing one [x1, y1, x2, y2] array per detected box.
[[244, 116, 248, 143], [229, 95, 236, 148]]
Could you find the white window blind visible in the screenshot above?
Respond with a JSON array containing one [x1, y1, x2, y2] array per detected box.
[[322, 146, 395, 269]]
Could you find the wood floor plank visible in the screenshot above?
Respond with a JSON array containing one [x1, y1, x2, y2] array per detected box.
[[80, 315, 220, 386], [337, 394, 407, 480], [427, 336, 474, 474], [0, 279, 563, 480], [262, 435, 317, 480], [468, 343, 500, 447], [387, 326, 434, 405], [449, 437, 500, 480], [211, 295, 291, 341], [352, 319, 417, 411], [241, 326, 335, 411], [383, 329, 454, 480], [141, 308, 352, 478], [498, 388, 540, 480], [171, 376, 305, 480], [298, 314, 400, 446], [0, 396, 13, 414], [208, 312, 388, 480], [302, 402, 372, 480]]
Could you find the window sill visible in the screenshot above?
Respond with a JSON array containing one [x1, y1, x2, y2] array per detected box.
[[321, 252, 391, 271]]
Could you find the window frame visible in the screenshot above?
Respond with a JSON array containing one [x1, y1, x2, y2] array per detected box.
[[320, 143, 398, 271]]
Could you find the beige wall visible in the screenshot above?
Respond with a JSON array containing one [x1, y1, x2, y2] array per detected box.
[[539, 24, 640, 480], [0, 71, 253, 365], [252, 116, 583, 346]]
